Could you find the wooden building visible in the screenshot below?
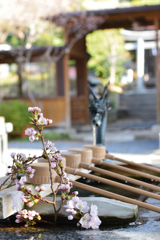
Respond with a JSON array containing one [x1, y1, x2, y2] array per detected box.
[[1, 4, 160, 127]]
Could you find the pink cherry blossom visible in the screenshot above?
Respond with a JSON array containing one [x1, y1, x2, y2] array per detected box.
[[21, 194, 28, 202], [33, 107, 41, 113], [59, 184, 65, 190], [65, 200, 74, 209], [30, 210, 36, 217], [51, 162, 57, 169], [88, 216, 101, 229], [29, 173, 34, 178], [28, 211, 34, 220], [46, 141, 54, 149], [30, 127, 36, 135], [90, 204, 98, 217], [79, 213, 91, 229], [22, 209, 28, 215], [20, 176, 27, 183], [26, 166, 32, 172], [29, 135, 35, 142], [72, 196, 79, 206], [16, 181, 24, 190], [76, 200, 84, 211], [38, 116, 47, 125], [25, 128, 32, 136]]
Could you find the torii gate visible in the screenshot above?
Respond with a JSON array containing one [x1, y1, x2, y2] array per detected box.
[[120, 29, 160, 92]]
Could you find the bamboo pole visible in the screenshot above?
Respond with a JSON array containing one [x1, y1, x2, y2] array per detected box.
[[105, 153, 160, 174], [92, 158, 160, 182], [71, 180, 160, 213], [65, 167, 160, 201], [79, 162, 160, 192]]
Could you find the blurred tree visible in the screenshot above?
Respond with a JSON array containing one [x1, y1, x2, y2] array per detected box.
[[86, 29, 130, 85], [121, 0, 160, 7], [0, 0, 86, 48]]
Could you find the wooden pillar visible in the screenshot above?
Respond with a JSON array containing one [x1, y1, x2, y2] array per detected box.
[[17, 63, 23, 97], [76, 57, 89, 123], [55, 58, 65, 96], [76, 58, 85, 96], [63, 53, 71, 131], [55, 54, 71, 130], [83, 58, 89, 124], [155, 18, 160, 124]]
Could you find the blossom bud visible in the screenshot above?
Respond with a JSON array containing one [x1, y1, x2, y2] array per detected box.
[[58, 161, 63, 167], [68, 215, 73, 220], [40, 186, 46, 191], [10, 152, 16, 158], [48, 119, 52, 124], [27, 202, 34, 207], [28, 107, 33, 113], [35, 186, 40, 192], [37, 215, 41, 220], [61, 193, 66, 200]]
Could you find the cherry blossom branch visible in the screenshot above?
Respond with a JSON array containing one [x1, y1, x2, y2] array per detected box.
[[40, 131, 55, 201], [0, 176, 11, 190], [1, 106, 100, 227]]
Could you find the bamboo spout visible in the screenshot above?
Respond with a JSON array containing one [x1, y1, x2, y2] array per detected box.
[[65, 167, 160, 201], [71, 180, 160, 213], [92, 158, 160, 182], [105, 153, 160, 174], [79, 162, 160, 192]]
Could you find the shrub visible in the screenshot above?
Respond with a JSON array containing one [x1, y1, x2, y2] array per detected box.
[[0, 100, 30, 138], [43, 131, 71, 141]]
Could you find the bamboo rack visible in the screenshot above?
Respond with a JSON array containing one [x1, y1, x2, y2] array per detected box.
[[71, 180, 160, 213], [105, 153, 160, 174], [79, 162, 160, 192], [92, 158, 160, 182], [65, 167, 160, 201]]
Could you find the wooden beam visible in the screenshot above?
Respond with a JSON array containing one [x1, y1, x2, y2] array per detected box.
[[155, 18, 160, 124], [63, 53, 71, 131]]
